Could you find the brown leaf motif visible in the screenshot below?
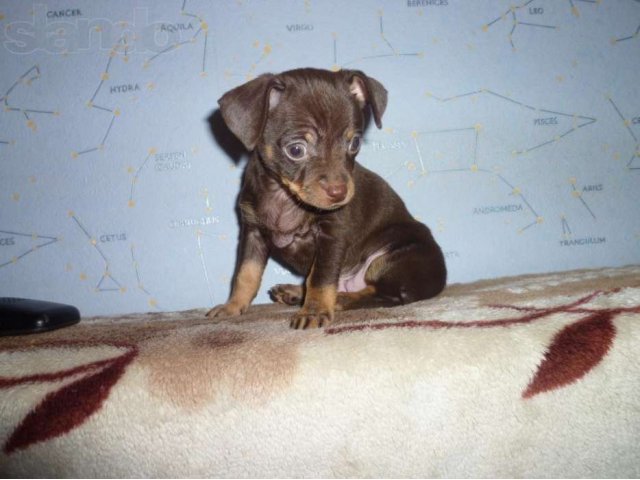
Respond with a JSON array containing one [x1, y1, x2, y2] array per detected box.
[[326, 290, 640, 399], [523, 311, 616, 398], [1, 343, 137, 454]]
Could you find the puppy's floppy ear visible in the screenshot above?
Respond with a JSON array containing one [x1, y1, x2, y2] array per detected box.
[[217, 74, 284, 150], [345, 70, 388, 129]]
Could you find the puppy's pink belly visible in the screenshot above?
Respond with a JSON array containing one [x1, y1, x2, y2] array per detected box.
[[338, 249, 386, 293]]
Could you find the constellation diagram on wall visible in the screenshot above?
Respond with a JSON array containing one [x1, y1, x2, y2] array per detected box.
[[611, 22, 640, 44], [222, 40, 274, 83], [66, 211, 158, 306], [482, 0, 598, 50], [607, 95, 640, 170], [1, 65, 59, 145], [568, 177, 597, 219], [130, 243, 158, 307], [425, 89, 596, 156], [331, 10, 423, 70], [369, 88, 598, 234], [71, 36, 130, 159], [558, 176, 606, 242], [127, 148, 156, 208], [610, 0, 640, 44], [405, 124, 543, 234], [143, 0, 210, 77], [560, 215, 573, 239], [195, 186, 233, 306], [0, 230, 59, 268], [68, 212, 124, 293]]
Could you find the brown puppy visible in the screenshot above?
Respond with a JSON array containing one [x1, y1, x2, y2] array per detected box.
[[207, 68, 446, 329]]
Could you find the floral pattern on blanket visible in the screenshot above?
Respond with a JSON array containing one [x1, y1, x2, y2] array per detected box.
[[1, 266, 639, 456], [0, 342, 138, 454], [327, 289, 640, 398]]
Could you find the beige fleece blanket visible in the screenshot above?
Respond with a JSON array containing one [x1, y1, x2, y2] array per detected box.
[[1, 266, 639, 477]]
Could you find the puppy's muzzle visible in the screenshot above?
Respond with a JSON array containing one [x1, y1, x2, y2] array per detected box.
[[320, 179, 348, 203]]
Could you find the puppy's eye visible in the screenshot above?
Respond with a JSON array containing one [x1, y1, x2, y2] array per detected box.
[[284, 143, 307, 161], [348, 135, 362, 154]]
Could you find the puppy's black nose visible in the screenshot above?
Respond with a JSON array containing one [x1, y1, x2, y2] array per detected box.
[[324, 183, 348, 202]]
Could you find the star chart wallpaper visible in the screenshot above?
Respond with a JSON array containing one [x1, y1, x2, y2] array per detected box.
[[1, 0, 639, 315]]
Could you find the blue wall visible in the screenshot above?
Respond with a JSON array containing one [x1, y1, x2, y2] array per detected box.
[[1, 0, 639, 315]]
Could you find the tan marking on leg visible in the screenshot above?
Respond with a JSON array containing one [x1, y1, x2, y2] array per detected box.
[[335, 285, 376, 311], [291, 284, 337, 329], [230, 260, 264, 307], [305, 284, 337, 310], [207, 260, 264, 318]]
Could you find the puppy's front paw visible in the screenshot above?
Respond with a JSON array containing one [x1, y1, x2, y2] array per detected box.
[[206, 302, 247, 319], [269, 284, 303, 306], [290, 308, 333, 329]]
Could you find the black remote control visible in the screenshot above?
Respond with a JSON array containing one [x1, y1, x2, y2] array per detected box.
[[0, 298, 80, 336]]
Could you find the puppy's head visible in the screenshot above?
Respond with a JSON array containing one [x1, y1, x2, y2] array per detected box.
[[218, 68, 387, 210]]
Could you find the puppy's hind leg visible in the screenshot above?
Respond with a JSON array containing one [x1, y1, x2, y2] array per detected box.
[[365, 223, 447, 305], [269, 284, 304, 306], [332, 285, 396, 311]]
